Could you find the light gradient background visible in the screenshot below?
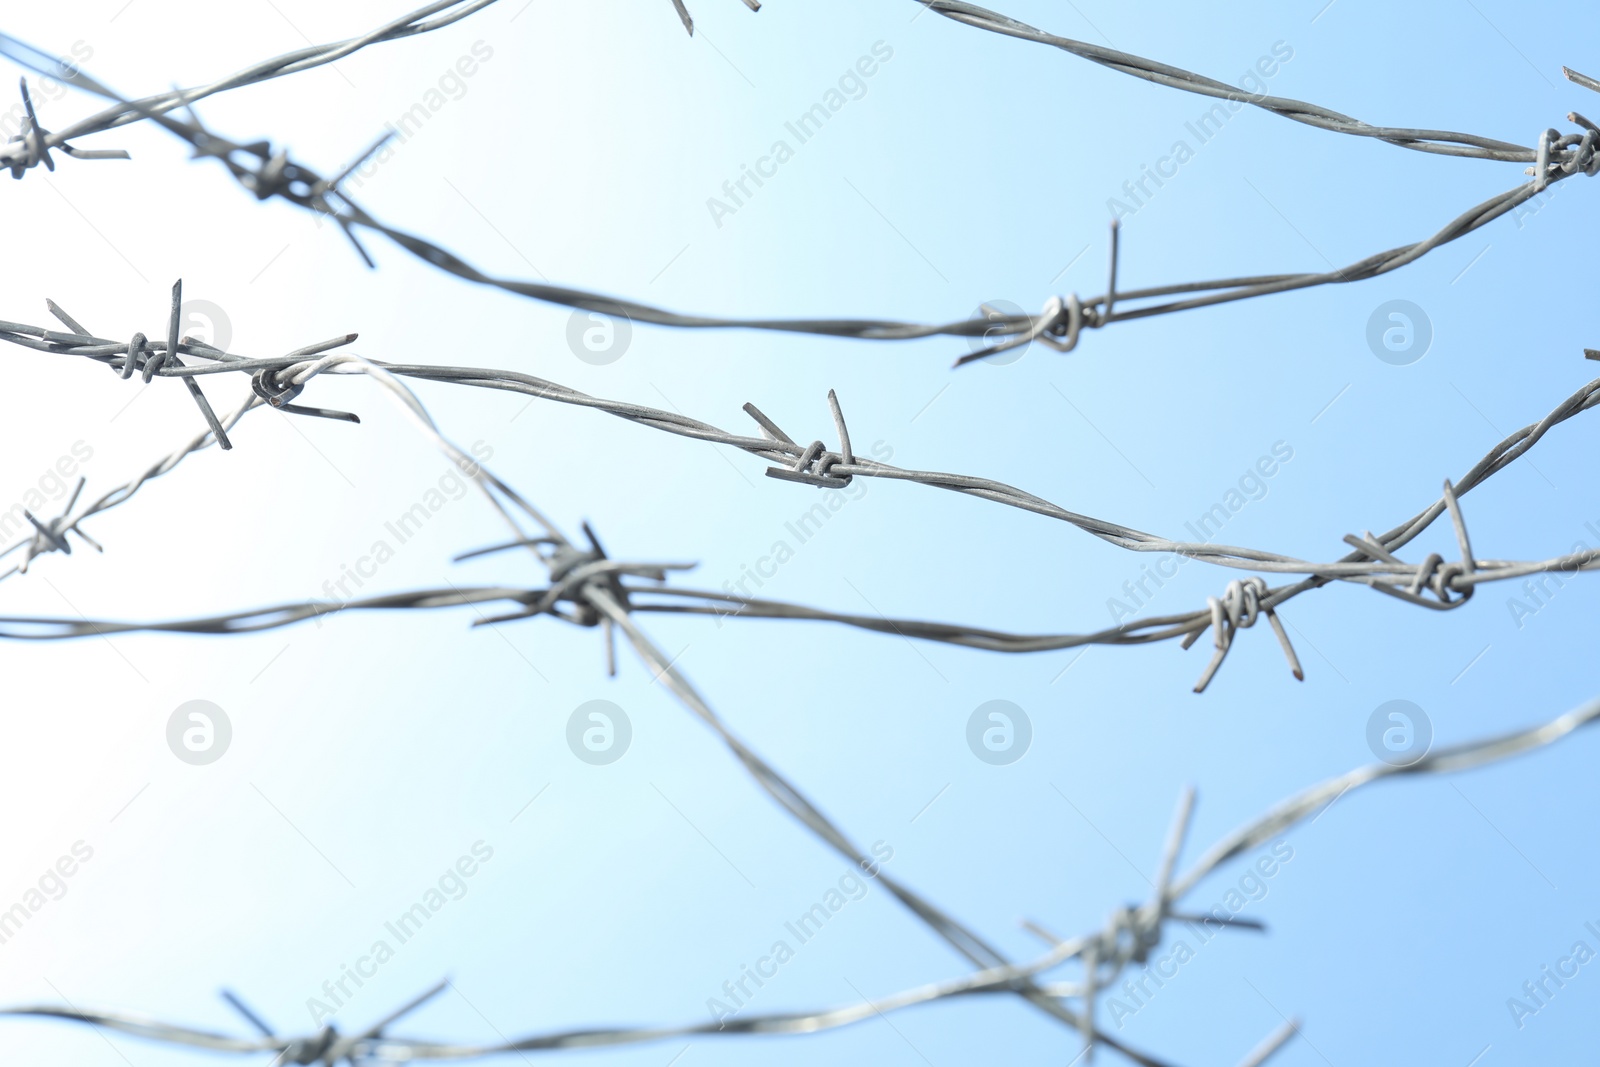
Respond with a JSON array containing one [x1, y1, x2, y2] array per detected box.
[[0, 1, 1598, 1064]]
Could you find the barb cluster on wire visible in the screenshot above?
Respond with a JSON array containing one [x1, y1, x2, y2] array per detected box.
[[2, 4, 1598, 1065], [0, 0, 1596, 367], [0, 286, 357, 581]]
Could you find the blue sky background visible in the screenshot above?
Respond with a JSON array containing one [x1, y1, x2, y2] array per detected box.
[[1, 1, 1598, 1065]]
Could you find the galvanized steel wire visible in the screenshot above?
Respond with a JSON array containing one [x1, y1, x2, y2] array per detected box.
[[0, 3, 1596, 1065], [913, 0, 1558, 161], [2, 300, 1598, 690], [0, 3, 1594, 363], [5, 687, 1596, 1064], [0, 298, 1595, 1064]]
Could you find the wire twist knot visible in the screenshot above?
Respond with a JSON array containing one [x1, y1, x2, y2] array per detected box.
[[1, 78, 129, 178], [743, 390, 856, 488], [1528, 120, 1600, 191], [281, 1026, 339, 1064], [459, 524, 694, 677], [1182, 576, 1303, 693]]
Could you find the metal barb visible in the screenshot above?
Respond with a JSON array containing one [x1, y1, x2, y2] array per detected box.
[[668, 0, 760, 35], [219, 989, 276, 1038], [1565, 66, 1600, 95], [748, 396, 854, 488], [1104, 218, 1120, 319], [1236, 1019, 1301, 1067]]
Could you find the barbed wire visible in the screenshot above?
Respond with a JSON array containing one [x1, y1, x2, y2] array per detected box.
[[912, 1, 1574, 161], [0, 347, 1196, 1057], [0, 336, 1189, 1062], [0, 298, 1278, 1063], [0, 10, 1594, 365], [8, 686, 1597, 1064], [0, 297, 1596, 1058], [0, 286, 357, 581], [3, 291, 1597, 689], [0, 0, 498, 176], [1, 5, 1594, 1063]]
